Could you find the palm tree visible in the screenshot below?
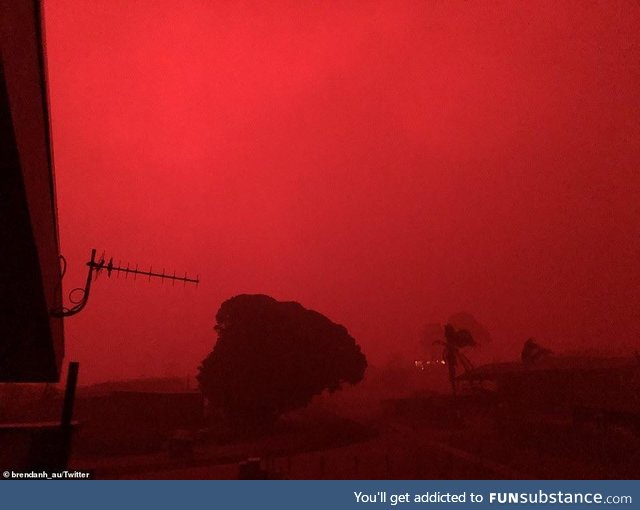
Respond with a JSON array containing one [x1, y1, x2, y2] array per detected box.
[[521, 338, 552, 364], [434, 323, 476, 395]]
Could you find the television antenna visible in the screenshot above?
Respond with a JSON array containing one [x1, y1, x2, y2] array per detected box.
[[51, 248, 199, 318]]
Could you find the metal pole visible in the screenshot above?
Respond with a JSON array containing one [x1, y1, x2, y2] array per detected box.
[[59, 361, 79, 469], [61, 361, 79, 427]]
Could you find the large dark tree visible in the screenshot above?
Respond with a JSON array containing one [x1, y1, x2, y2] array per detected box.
[[197, 294, 367, 428]]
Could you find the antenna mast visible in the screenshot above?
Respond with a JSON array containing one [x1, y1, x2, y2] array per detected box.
[[51, 248, 199, 318]]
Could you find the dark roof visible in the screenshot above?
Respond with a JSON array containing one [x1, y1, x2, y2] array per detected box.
[[0, 421, 79, 431], [458, 356, 640, 381], [78, 377, 196, 397]]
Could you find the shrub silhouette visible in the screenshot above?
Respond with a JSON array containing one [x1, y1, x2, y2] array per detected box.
[[198, 294, 367, 428]]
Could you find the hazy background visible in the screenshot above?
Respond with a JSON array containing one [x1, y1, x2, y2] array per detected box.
[[43, 0, 640, 384]]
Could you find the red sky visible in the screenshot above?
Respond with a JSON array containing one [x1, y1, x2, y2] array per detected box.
[[43, 0, 640, 384]]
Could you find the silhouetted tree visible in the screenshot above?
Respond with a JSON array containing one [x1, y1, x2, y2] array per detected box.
[[421, 313, 489, 360], [521, 338, 552, 364], [434, 323, 476, 395], [447, 312, 492, 346], [197, 294, 367, 429]]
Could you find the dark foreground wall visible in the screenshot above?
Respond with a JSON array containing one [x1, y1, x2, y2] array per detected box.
[[0, 0, 64, 381]]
